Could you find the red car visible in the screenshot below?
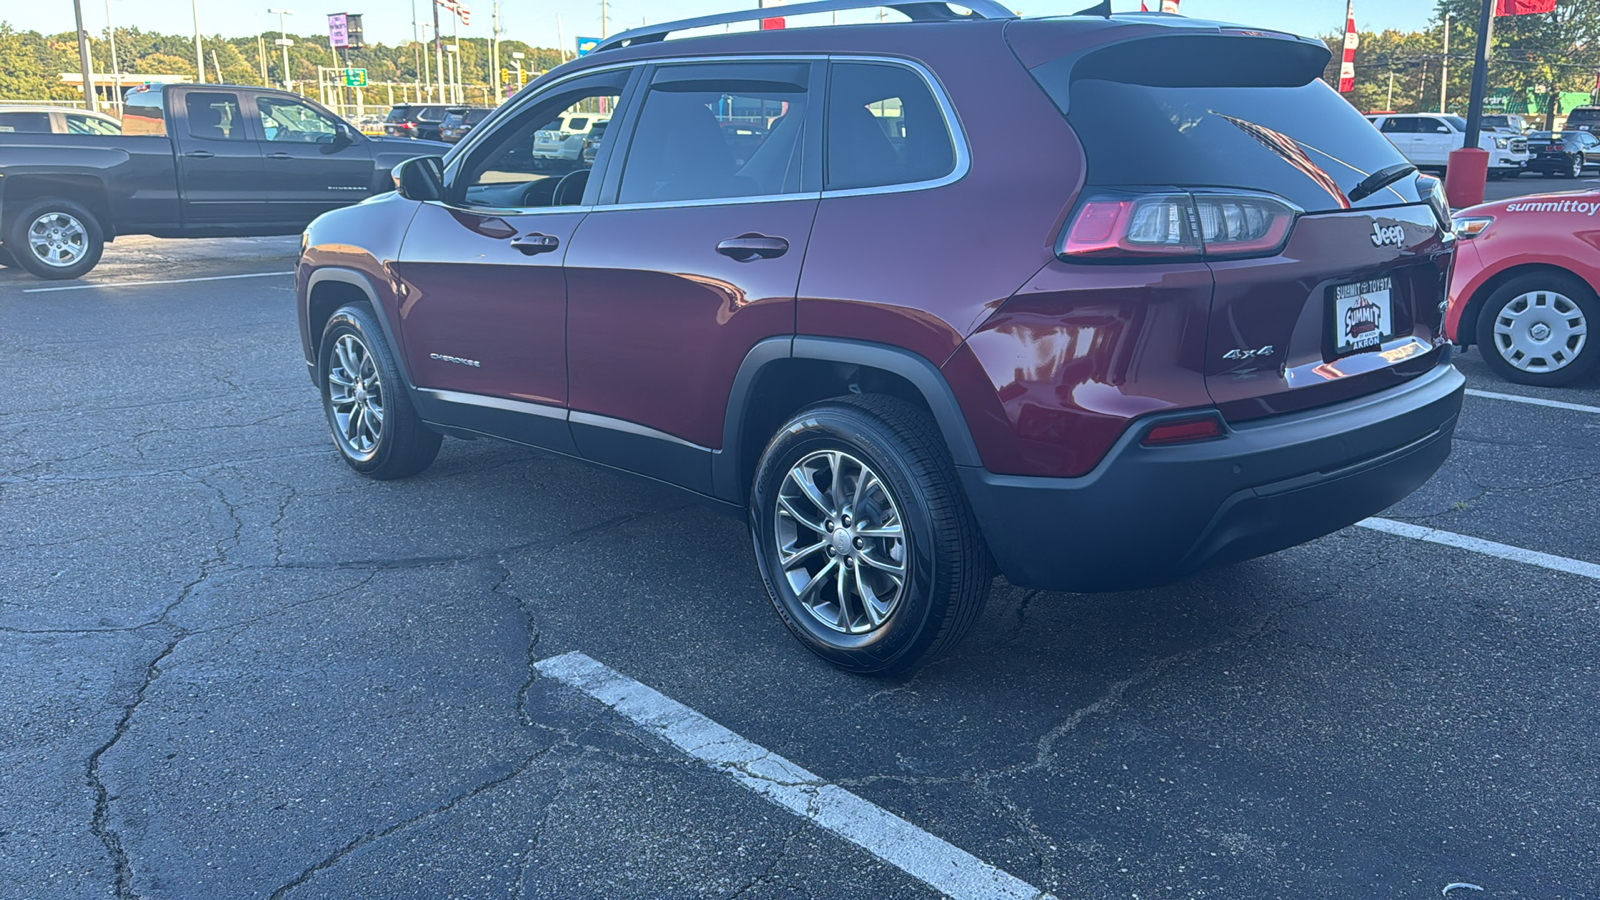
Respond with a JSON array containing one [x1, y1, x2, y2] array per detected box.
[[1448, 191, 1600, 385]]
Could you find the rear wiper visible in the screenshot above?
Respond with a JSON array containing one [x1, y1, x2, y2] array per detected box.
[[1349, 163, 1417, 202]]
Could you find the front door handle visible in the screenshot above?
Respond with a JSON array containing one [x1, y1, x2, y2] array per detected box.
[[266, 151, 293, 160], [716, 233, 789, 262], [510, 233, 560, 256], [183, 150, 215, 159]]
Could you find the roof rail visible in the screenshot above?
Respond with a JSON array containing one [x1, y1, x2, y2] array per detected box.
[[593, 0, 1015, 53]]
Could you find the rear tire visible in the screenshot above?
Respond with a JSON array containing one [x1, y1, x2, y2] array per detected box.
[[1474, 272, 1599, 386], [1567, 154, 1585, 179], [749, 395, 991, 675], [4, 198, 104, 280], [318, 304, 442, 479]]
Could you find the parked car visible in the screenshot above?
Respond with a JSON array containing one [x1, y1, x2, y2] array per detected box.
[[0, 82, 448, 279], [1366, 113, 1530, 178], [579, 119, 608, 167], [439, 106, 494, 143], [531, 112, 608, 168], [383, 103, 452, 141], [1448, 192, 1600, 385], [1480, 114, 1531, 134], [1565, 107, 1600, 132], [0, 106, 121, 136], [297, 2, 1464, 674], [1522, 130, 1600, 178]]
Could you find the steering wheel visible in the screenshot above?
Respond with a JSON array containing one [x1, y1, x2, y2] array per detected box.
[[552, 169, 590, 207], [519, 178, 560, 208]]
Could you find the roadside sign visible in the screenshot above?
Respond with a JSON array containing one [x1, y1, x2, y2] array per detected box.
[[274, 38, 294, 47], [344, 68, 367, 87], [328, 13, 349, 49], [576, 36, 600, 56]]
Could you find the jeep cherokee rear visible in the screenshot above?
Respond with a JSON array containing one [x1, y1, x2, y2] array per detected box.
[[295, 1, 1464, 675]]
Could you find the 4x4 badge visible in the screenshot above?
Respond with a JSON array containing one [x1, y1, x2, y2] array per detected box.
[[1223, 345, 1275, 361]]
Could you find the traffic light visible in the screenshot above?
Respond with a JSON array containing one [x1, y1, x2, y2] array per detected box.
[[345, 14, 364, 49]]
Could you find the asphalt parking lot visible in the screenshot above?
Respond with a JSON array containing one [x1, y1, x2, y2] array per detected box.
[[3, 174, 1598, 900]]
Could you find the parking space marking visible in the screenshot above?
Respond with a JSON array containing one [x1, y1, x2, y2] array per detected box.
[[535, 651, 1056, 900], [1359, 517, 1600, 581], [1465, 388, 1600, 415], [21, 271, 295, 293]]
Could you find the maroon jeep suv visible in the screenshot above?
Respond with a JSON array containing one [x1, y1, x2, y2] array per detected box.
[[296, 1, 1465, 674]]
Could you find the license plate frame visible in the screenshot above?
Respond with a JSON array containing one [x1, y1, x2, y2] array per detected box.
[[1331, 277, 1395, 356]]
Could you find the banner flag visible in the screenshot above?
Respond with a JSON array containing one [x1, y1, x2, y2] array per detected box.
[[1338, 0, 1358, 93], [1496, 0, 1557, 15]]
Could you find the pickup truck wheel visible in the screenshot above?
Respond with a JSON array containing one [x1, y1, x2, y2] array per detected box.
[[6, 199, 104, 280], [1475, 272, 1599, 386], [749, 395, 991, 675], [318, 304, 442, 479]]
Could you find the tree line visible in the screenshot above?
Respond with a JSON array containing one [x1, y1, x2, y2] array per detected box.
[[0, 22, 567, 102]]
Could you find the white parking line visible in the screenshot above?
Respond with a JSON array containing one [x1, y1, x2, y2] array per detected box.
[[1465, 388, 1600, 415], [535, 651, 1055, 900], [1359, 517, 1600, 581], [21, 271, 294, 293]]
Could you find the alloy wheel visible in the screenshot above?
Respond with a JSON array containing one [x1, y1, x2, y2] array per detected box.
[[774, 450, 908, 635], [1493, 290, 1589, 374], [326, 333, 385, 459], [26, 212, 88, 269]]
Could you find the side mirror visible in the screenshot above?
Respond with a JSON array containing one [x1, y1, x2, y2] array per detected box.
[[334, 122, 357, 144], [393, 155, 445, 202]]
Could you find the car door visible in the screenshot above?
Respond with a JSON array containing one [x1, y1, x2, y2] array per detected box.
[[391, 67, 637, 455], [251, 93, 376, 221], [563, 60, 822, 493], [1377, 116, 1419, 164], [1415, 117, 1454, 166], [171, 89, 271, 224]]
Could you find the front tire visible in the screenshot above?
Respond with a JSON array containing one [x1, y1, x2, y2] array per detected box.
[[318, 304, 442, 479], [749, 395, 991, 675], [4, 198, 104, 280], [1475, 272, 1599, 386]]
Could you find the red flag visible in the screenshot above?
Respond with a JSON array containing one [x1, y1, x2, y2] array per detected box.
[[1496, 0, 1556, 14], [1141, 1, 1149, 9], [1338, 0, 1358, 93], [1161, 0, 1179, 10]]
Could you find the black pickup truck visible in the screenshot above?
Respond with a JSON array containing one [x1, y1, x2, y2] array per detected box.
[[0, 83, 449, 279]]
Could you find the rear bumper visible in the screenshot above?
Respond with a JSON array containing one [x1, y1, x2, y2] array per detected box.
[[960, 359, 1465, 592]]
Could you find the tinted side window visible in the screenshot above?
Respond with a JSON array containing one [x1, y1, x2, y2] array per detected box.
[[825, 62, 955, 191], [185, 92, 247, 141], [1379, 117, 1414, 134], [0, 111, 53, 133], [123, 90, 167, 136], [257, 95, 338, 142], [1419, 117, 1449, 134], [618, 62, 809, 204], [66, 114, 120, 135]]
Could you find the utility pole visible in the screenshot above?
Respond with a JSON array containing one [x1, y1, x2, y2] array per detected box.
[[1439, 12, 1450, 113], [491, 1, 501, 102], [258, 34, 268, 85], [434, 0, 447, 103], [72, 0, 100, 112], [1387, 69, 1394, 110], [1462, 0, 1494, 150], [602, 0, 608, 38], [104, 0, 122, 112], [1444, 0, 1496, 209], [192, 0, 206, 83], [270, 9, 294, 91]]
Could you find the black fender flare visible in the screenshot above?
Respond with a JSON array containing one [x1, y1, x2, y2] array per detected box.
[[305, 267, 416, 390], [712, 336, 984, 502]]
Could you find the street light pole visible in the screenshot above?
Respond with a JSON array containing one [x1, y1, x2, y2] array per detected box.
[[1462, 0, 1495, 152], [1439, 12, 1450, 113], [72, 0, 100, 112], [1444, 0, 1496, 209], [192, 0, 206, 84], [104, 0, 122, 112], [269, 9, 294, 90]]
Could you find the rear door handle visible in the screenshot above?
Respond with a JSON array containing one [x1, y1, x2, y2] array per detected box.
[[183, 150, 215, 159], [266, 151, 293, 160], [716, 234, 789, 262], [510, 233, 560, 256]]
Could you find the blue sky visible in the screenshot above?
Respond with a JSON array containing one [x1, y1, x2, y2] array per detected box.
[[16, 1, 1438, 50]]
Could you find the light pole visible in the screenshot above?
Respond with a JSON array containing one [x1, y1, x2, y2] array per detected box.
[[511, 50, 524, 92], [269, 9, 294, 90], [72, 0, 100, 112], [104, 0, 123, 112], [446, 44, 460, 105], [192, 0, 206, 84]]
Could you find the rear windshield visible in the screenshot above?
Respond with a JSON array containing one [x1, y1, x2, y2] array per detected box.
[[1568, 108, 1600, 127], [465, 108, 490, 123], [385, 107, 411, 122], [1049, 78, 1420, 212]]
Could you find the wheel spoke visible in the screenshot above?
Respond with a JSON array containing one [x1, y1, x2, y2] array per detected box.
[[780, 538, 828, 567], [834, 559, 852, 629], [854, 523, 902, 539], [798, 558, 838, 603], [857, 548, 904, 576], [786, 467, 834, 520], [777, 494, 826, 534]]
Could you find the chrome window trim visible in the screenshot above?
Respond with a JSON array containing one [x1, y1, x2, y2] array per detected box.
[[820, 55, 971, 199], [423, 388, 711, 451], [454, 53, 968, 212]]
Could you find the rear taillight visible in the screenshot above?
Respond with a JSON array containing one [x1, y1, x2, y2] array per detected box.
[[1060, 191, 1297, 261]]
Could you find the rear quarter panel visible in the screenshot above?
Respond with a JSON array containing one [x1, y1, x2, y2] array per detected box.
[[0, 135, 179, 233]]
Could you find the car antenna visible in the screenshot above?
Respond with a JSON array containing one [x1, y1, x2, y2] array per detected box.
[[1072, 0, 1112, 15]]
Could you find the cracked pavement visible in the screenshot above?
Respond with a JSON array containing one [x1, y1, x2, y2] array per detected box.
[[3, 236, 1599, 899]]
